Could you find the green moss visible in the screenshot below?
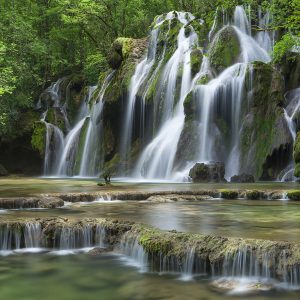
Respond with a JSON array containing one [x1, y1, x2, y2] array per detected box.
[[245, 190, 261, 200], [31, 121, 46, 156], [287, 190, 300, 201], [103, 153, 120, 176], [190, 48, 203, 77], [209, 26, 240, 74], [220, 189, 238, 199], [294, 132, 300, 163], [45, 108, 66, 132], [196, 73, 210, 85], [294, 163, 300, 178]]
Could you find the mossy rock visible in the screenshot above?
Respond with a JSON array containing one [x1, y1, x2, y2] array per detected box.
[[287, 190, 300, 201], [209, 26, 240, 74], [245, 190, 261, 200], [294, 132, 300, 163], [190, 48, 203, 77], [196, 73, 211, 85], [108, 38, 135, 70], [183, 91, 196, 117], [31, 121, 47, 156], [294, 163, 300, 178], [220, 189, 238, 199], [45, 108, 66, 132], [102, 153, 120, 176]]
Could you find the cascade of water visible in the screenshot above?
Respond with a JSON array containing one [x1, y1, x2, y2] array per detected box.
[[234, 6, 251, 35], [24, 223, 42, 248], [255, 9, 275, 53], [0, 223, 42, 250], [43, 122, 64, 175], [55, 117, 87, 176], [120, 29, 159, 164], [79, 72, 115, 176], [41, 71, 114, 177], [55, 224, 97, 249], [133, 14, 198, 179], [119, 233, 148, 272]]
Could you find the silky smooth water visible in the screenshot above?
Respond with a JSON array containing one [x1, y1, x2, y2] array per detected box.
[[1, 253, 300, 300], [1, 197, 300, 241]]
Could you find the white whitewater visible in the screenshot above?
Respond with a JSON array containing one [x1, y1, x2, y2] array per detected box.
[[180, 6, 271, 181], [41, 71, 114, 177], [120, 27, 159, 162], [133, 13, 198, 179]]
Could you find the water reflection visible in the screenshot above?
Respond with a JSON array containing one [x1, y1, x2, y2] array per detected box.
[[2, 200, 300, 241]]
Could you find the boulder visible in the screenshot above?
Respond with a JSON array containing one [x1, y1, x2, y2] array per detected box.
[[209, 26, 240, 74], [189, 162, 225, 183], [230, 173, 255, 183], [0, 164, 8, 176]]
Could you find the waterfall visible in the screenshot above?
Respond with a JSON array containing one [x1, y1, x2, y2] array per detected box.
[[40, 72, 114, 177], [118, 233, 148, 272], [120, 28, 159, 164], [255, 9, 275, 53], [133, 13, 198, 179], [78, 72, 115, 176], [0, 222, 42, 251]]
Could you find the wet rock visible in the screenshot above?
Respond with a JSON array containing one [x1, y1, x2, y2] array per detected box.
[[0, 164, 8, 176], [209, 26, 240, 74], [287, 190, 300, 201], [245, 190, 263, 200], [88, 247, 112, 256], [220, 189, 238, 199], [268, 191, 284, 200], [0, 196, 64, 209], [144, 194, 213, 203], [230, 173, 255, 183], [189, 162, 225, 183], [211, 278, 273, 294], [37, 197, 65, 208]]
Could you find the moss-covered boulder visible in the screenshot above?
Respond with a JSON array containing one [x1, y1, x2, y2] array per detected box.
[[45, 108, 67, 132], [189, 162, 225, 183], [209, 26, 240, 74], [239, 62, 292, 180], [287, 190, 300, 201]]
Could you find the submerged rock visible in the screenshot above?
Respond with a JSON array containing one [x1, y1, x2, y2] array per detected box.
[[189, 162, 225, 183], [0, 164, 8, 176], [230, 173, 255, 183], [0, 196, 64, 209], [88, 247, 112, 256]]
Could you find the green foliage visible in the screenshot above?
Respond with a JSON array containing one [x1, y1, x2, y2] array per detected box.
[[31, 122, 47, 156], [287, 190, 300, 201], [273, 33, 298, 63]]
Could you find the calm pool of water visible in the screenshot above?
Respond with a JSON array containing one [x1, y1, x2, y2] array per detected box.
[[0, 252, 299, 300], [1, 200, 300, 241]]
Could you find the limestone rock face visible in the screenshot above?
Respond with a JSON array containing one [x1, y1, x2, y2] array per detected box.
[[189, 162, 225, 183]]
